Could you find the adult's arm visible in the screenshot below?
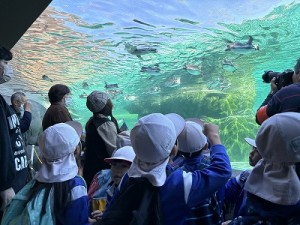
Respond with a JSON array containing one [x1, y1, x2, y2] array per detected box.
[[256, 77, 278, 125], [19, 111, 32, 133]]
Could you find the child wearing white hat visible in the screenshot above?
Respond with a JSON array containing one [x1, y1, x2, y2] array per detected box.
[[88, 146, 135, 223], [226, 112, 300, 225], [1, 122, 89, 225], [175, 121, 224, 224], [101, 113, 232, 225]]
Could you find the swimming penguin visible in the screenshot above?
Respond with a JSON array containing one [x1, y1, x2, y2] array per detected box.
[[125, 43, 157, 60], [222, 59, 237, 73], [165, 76, 181, 88], [42, 75, 53, 82], [105, 81, 119, 89], [225, 36, 259, 53], [184, 64, 201, 76], [140, 64, 160, 75], [82, 81, 89, 88]]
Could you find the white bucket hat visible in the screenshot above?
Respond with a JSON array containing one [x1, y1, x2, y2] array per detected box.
[[178, 121, 207, 154], [245, 112, 300, 205], [104, 146, 135, 164], [35, 122, 82, 183], [165, 113, 185, 137], [128, 113, 177, 186]]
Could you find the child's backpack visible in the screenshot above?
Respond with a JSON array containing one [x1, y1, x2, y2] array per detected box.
[[100, 176, 163, 225], [87, 169, 111, 201], [1, 179, 55, 225]]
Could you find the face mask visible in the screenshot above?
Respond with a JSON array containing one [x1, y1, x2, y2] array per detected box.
[[64, 96, 72, 107], [18, 104, 25, 117], [0, 61, 13, 84], [18, 104, 24, 113]]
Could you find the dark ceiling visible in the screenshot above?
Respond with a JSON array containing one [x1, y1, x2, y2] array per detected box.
[[0, 0, 52, 49]]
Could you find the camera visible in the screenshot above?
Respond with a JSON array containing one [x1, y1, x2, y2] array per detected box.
[[262, 69, 294, 90]]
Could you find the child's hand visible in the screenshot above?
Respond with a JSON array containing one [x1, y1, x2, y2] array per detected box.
[[89, 210, 103, 224]]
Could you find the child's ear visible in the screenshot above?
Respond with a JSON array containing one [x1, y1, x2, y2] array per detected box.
[[169, 144, 178, 159]]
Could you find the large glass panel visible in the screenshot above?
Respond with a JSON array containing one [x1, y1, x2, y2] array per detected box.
[[3, 0, 300, 167]]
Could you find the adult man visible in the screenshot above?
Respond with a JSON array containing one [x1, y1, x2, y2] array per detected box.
[[10, 92, 32, 133], [0, 46, 28, 217], [256, 58, 300, 125]]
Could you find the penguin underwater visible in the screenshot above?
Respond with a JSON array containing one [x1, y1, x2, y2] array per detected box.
[[225, 36, 259, 54]]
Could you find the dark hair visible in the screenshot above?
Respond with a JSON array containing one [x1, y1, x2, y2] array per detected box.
[[178, 150, 202, 158], [11, 92, 25, 103], [48, 84, 70, 104], [0, 46, 12, 61], [29, 181, 70, 218]]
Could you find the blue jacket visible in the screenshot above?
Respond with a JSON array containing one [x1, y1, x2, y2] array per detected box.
[[229, 193, 300, 225], [57, 176, 89, 225], [178, 153, 226, 225], [106, 144, 231, 225], [224, 176, 245, 218]]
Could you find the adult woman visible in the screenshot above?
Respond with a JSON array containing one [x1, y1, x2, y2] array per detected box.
[[42, 84, 72, 131], [83, 91, 120, 188]]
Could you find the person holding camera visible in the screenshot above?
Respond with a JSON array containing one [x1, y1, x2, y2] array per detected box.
[[256, 58, 300, 125]]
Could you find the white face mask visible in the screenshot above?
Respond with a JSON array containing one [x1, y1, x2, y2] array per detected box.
[[64, 96, 72, 107], [0, 61, 13, 84], [17, 104, 25, 117], [18, 104, 24, 113]]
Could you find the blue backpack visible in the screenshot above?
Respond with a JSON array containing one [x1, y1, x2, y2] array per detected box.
[[1, 179, 55, 225]]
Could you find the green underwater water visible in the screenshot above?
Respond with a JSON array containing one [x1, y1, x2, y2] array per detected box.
[[5, 0, 300, 165]]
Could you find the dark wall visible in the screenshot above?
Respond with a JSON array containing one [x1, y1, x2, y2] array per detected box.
[[0, 0, 52, 49]]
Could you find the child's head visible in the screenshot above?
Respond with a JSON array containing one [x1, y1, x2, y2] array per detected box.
[[177, 121, 208, 157], [128, 113, 178, 186], [36, 122, 82, 183], [104, 146, 135, 185]]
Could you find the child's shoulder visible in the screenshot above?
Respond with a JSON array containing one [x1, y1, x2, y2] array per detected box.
[[69, 175, 87, 188]]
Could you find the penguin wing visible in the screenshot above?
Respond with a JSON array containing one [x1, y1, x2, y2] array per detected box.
[[247, 36, 253, 45]]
